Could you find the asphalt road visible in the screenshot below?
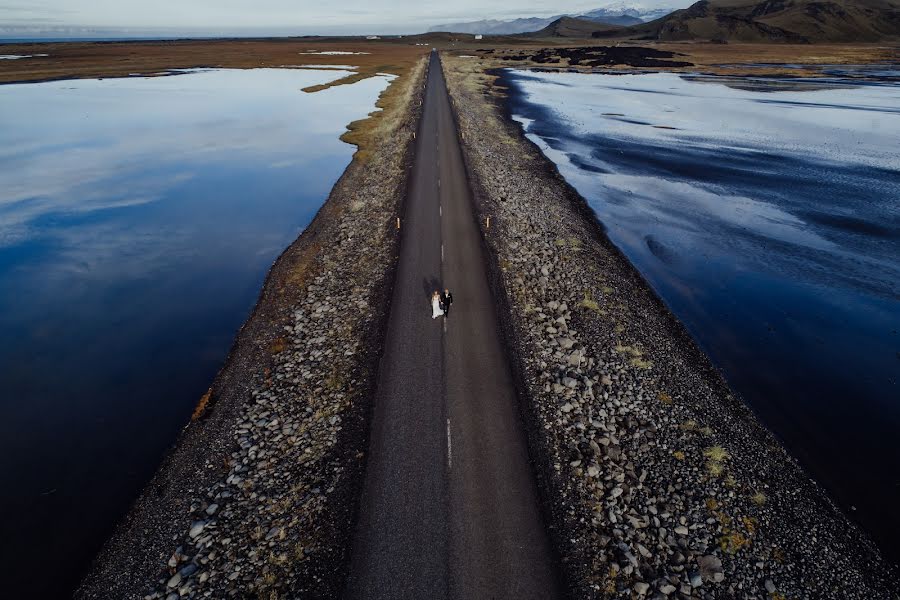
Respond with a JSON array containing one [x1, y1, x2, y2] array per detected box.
[[345, 51, 560, 600]]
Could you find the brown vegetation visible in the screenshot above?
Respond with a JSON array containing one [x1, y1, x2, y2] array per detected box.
[[190, 389, 212, 421], [443, 41, 896, 77], [0, 39, 425, 84], [0, 39, 427, 158]]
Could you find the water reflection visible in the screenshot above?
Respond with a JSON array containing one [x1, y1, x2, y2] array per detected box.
[[504, 69, 900, 561], [0, 67, 392, 597]]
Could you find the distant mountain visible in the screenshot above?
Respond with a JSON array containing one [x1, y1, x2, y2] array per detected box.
[[525, 17, 626, 38], [516, 0, 900, 42], [580, 1, 678, 22], [594, 0, 900, 42], [429, 17, 560, 35], [428, 3, 674, 34]]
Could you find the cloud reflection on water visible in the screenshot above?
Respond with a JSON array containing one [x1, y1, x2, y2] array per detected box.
[[0, 67, 392, 598], [506, 68, 900, 560]]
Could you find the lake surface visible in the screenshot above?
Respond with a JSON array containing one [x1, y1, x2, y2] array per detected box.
[[504, 69, 900, 561], [0, 68, 391, 597]]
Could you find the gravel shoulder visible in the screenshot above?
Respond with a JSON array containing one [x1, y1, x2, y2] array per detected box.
[[76, 56, 427, 600], [442, 54, 899, 599]]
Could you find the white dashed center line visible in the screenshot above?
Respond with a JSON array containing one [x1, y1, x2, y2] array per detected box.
[[446, 418, 452, 470]]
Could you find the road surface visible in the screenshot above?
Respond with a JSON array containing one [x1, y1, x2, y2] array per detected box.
[[344, 51, 560, 600]]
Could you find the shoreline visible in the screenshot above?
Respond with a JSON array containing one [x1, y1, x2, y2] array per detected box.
[[76, 55, 427, 598], [497, 64, 900, 562], [442, 54, 899, 597]]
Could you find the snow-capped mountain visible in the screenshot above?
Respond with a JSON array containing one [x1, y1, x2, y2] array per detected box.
[[428, 2, 680, 34], [579, 2, 678, 23]]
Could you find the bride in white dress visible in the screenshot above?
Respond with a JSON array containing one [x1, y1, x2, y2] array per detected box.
[[431, 290, 444, 319]]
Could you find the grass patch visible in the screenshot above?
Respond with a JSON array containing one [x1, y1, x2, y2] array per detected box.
[[704, 446, 729, 478], [703, 446, 730, 462], [578, 291, 604, 313], [706, 460, 725, 477], [191, 389, 212, 420], [324, 366, 345, 392], [614, 344, 642, 357], [751, 491, 767, 505], [629, 357, 653, 369], [657, 391, 673, 404], [719, 530, 751, 554], [269, 337, 287, 354]]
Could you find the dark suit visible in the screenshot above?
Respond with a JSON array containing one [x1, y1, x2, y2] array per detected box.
[[441, 291, 453, 316]]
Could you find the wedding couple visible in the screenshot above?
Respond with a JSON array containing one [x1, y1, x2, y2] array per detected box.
[[431, 288, 453, 319]]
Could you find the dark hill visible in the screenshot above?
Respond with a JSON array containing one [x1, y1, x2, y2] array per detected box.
[[591, 0, 900, 42], [525, 16, 625, 38]]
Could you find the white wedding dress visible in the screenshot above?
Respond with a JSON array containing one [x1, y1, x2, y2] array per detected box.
[[431, 296, 444, 319]]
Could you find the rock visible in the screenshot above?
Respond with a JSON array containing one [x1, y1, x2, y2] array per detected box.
[[611, 486, 623, 498], [188, 521, 206, 539], [166, 573, 182, 589], [689, 571, 703, 588], [764, 579, 776, 593], [674, 525, 689, 536], [698, 555, 724, 583], [205, 503, 219, 516], [634, 581, 650, 595], [659, 584, 676, 595], [179, 564, 197, 578]]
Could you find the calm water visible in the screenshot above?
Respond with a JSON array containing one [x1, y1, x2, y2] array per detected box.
[[0, 68, 391, 597], [504, 69, 900, 561]]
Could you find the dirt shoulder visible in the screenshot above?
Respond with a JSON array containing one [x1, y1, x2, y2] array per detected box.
[[76, 54, 427, 600], [441, 53, 899, 599]]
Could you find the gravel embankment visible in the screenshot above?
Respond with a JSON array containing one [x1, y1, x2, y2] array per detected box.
[[442, 55, 899, 599], [76, 56, 427, 600]]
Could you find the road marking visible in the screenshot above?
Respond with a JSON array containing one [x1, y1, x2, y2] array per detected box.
[[439, 205, 442, 217], [441, 244, 444, 262], [446, 418, 452, 470]]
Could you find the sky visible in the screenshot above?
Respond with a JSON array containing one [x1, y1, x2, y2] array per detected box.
[[0, 0, 687, 37]]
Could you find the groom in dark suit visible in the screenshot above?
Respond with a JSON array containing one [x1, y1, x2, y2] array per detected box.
[[440, 288, 453, 318]]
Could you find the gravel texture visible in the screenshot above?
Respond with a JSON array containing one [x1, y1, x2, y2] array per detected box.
[[76, 56, 427, 600], [442, 55, 899, 599]]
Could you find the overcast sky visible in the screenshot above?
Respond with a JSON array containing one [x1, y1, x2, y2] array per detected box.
[[1, 0, 687, 36]]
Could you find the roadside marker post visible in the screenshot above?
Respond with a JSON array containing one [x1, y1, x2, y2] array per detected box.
[[486, 216, 491, 229], [396, 217, 401, 230]]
